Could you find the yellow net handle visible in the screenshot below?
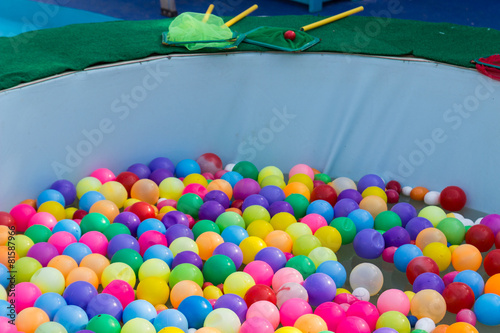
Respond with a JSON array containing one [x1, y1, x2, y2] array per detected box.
[[202, 4, 214, 23], [223, 4, 258, 28], [300, 6, 364, 32]]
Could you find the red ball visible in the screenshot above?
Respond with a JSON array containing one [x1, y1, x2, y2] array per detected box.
[[313, 180, 325, 188], [284, 30, 296, 41], [116, 171, 140, 196], [128, 202, 156, 221], [231, 199, 243, 210], [496, 232, 500, 249], [311, 184, 338, 206], [196, 153, 223, 175], [484, 249, 500, 276], [442, 282, 475, 314], [406, 256, 440, 285], [73, 209, 88, 220], [465, 224, 494, 252], [243, 284, 277, 307], [385, 189, 399, 204], [0, 212, 16, 229], [386, 180, 402, 194], [440, 186, 467, 211]]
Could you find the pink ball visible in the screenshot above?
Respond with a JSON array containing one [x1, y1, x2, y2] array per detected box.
[[314, 302, 346, 332], [9, 204, 36, 233], [289, 164, 315, 181], [272, 267, 303, 291], [239, 316, 274, 333], [336, 316, 371, 333], [301, 214, 327, 233], [333, 293, 358, 305], [244, 260, 274, 286], [102, 279, 135, 309], [313, 180, 325, 188], [233, 179, 261, 201], [382, 246, 397, 263], [386, 189, 399, 204], [186, 214, 196, 229], [138, 230, 168, 256], [157, 199, 177, 210], [279, 298, 312, 326], [284, 252, 294, 261], [208, 299, 217, 307], [246, 300, 280, 329], [79, 231, 109, 256], [377, 289, 410, 315], [27, 212, 58, 230], [48, 231, 77, 254], [443, 271, 460, 286], [9, 282, 41, 313], [90, 168, 116, 183], [196, 153, 223, 175], [346, 301, 380, 331], [182, 184, 208, 199], [456, 308, 476, 326], [203, 173, 215, 181], [276, 282, 308, 308], [0, 317, 17, 333], [214, 170, 228, 179]]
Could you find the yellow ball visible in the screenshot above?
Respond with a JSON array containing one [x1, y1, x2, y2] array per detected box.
[[169, 237, 199, 257], [121, 318, 156, 333], [239, 236, 267, 265], [375, 311, 411, 333], [158, 327, 185, 333], [13, 234, 34, 257], [423, 242, 451, 271], [76, 176, 102, 199], [308, 247, 337, 268], [0, 285, 6, 301], [246, 220, 274, 240], [258, 166, 284, 185], [288, 173, 314, 193], [223, 272, 255, 298], [159, 177, 185, 201], [160, 206, 177, 214], [285, 223, 313, 243], [362, 186, 388, 203], [314, 226, 342, 252], [336, 288, 351, 295], [65, 207, 78, 219], [204, 285, 223, 300], [270, 212, 297, 231], [136, 276, 170, 306], [101, 262, 136, 288], [38, 201, 66, 221], [242, 206, 270, 227], [138, 258, 171, 281], [204, 308, 241, 333], [183, 174, 208, 187], [99, 181, 128, 208], [275, 327, 303, 333], [123, 198, 141, 209], [404, 291, 415, 302], [418, 206, 447, 227], [260, 175, 286, 189]]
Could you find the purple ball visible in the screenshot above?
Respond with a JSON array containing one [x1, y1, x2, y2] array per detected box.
[[413, 272, 445, 293], [127, 163, 151, 179], [162, 211, 190, 229], [405, 217, 433, 240], [114, 212, 141, 237], [259, 186, 286, 205], [374, 329, 398, 333], [165, 224, 194, 245], [334, 199, 359, 218], [149, 157, 175, 173], [303, 273, 337, 307], [214, 293, 248, 323], [198, 201, 226, 222], [337, 189, 363, 204], [391, 202, 417, 227], [204, 190, 230, 209], [242, 194, 269, 211], [86, 293, 123, 321], [172, 251, 203, 270], [63, 281, 98, 311], [50, 179, 77, 206], [254, 247, 287, 273], [357, 174, 385, 193], [268, 201, 294, 217], [27, 242, 59, 266], [233, 178, 261, 201], [353, 229, 385, 259], [107, 234, 140, 258], [481, 214, 500, 236], [383, 226, 411, 248], [212, 242, 243, 269], [149, 169, 174, 185]]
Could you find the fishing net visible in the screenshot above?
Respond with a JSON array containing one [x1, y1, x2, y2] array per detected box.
[[475, 55, 500, 81], [243, 26, 320, 52]]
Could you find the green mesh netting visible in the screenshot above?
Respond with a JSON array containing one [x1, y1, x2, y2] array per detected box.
[[243, 26, 320, 52], [162, 12, 243, 50]]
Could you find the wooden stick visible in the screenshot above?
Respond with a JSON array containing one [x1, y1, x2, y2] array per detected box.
[[202, 4, 214, 23], [223, 4, 258, 28], [300, 6, 364, 32]]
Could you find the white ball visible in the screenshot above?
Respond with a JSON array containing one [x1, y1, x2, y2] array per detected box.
[[415, 317, 436, 332], [224, 163, 235, 171], [157, 198, 166, 203], [402, 186, 413, 196], [423, 191, 440, 205], [462, 218, 474, 226], [352, 287, 370, 302], [475, 217, 484, 224], [188, 329, 197, 333], [452, 212, 464, 220]]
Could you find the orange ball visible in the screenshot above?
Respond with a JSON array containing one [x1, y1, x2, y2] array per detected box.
[[433, 324, 449, 333], [293, 314, 328, 333], [15, 307, 49, 333], [264, 230, 293, 253], [131, 179, 160, 205], [410, 186, 429, 201], [484, 273, 500, 296], [20, 199, 37, 209], [48, 255, 78, 279], [0, 245, 18, 267], [207, 179, 233, 201], [79, 253, 110, 284], [446, 322, 478, 333], [415, 228, 447, 250], [359, 195, 387, 219], [225, 208, 242, 216], [195, 232, 224, 261], [155, 304, 169, 312], [0, 225, 9, 246], [451, 244, 482, 271], [410, 289, 446, 323], [89, 200, 120, 223], [195, 328, 223, 333], [284, 182, 311, 201], [170, 280, 203, 308], [66, 266, 99, 289]]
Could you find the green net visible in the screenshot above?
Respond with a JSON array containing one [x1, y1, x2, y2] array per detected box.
[[243, 26, 320, 52], [163, 12, 243, 50]]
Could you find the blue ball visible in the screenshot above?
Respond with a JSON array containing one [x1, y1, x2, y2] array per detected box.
[[54, 305, 89, 333], [316, 260, 347, 288], [86, 293, 123, 321], [137, 218, 167, 238], [221, 225, 248, 245], [0, 263, 9, 289], [353, 229, 385, 259], [175, 159, 201, 178], [63, 281, 98, 311], [393, 244, 423, 272], [474, 293, 500, 326], [0, 299, 13, 319], [454, 270, 485, 299], [348, 209, 375, 233], [34, 292, 67, 320], [407, 315, 418, 328], [53, 219, 82, 240], [37, 189, 65, 207], [153, 309, 189, 332], [177, 295, 212, 329], [143, 244, 174, 267], [123, 300, 157, 324], [62, 243, 92, 265], [221, 171, 244, 188], [79, 191, 105, 212], [306, 200, 334, 223]]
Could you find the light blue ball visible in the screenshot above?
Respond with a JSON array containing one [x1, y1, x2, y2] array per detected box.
[[54, 305, 89, 333], [53, 219, 82, 241], [474, 293, 500, 326], [123, 299, 157, 324], [37, 189, 65, 207], [306, 200, 334, 223], [348, 209, 375, 233], [153, 309, 188, 332], [393, 244, 423, 272], [221, 225, 248, 245], [143, 244, 174, 268], [34, 292, 68, 320], [316, 260, 347, 288]]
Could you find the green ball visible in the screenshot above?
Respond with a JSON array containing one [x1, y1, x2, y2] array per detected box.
[[242, 205, 270, 227], [203, 254, 236, 285], [193, 220, 221, 239], [177, 193, 204, 220], [86, 313, 121, 333], [285, 193, 309, 219], [292, 234, 322, 256], [314, 173, 332, 183], [285, 254, 316, 279], [35, 321, 68, 333], [110, 248, 143, 276], [12, 256, 42, 283], [215, 211, 245, 232], [376, 311, 411, 333], [374, 211, 402, 231], [169, 263, 204, 288], [436, 217, 466, 245], [330, 217, 357, 244], [24, 225, 52, 243], [80, 212, 110, 234], [13, 234, 34, 257], [103, 223, 131, 241], [233, 161, 259, 180]]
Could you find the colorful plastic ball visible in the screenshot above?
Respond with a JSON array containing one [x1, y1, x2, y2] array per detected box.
[[293, 313, 328, 333], [171, 251, 203, 270], [12, 256, 41, 283], [136, 277, 170, 306], [101, 262, 136, 288], [405, 217, 433, 240], [38, 200, 66, 221], [221, 171, 244, 188], [138, 258, 170, 282], [240, 260, 272, 286], [62, 280, 97, 312], [177, 295, 212, 329], [409, 186, 429, 201], [33, 292, 67, 320], [303, 273, 337, 307], [481, 214, 500, 236], [413, 272, 445, 293], [375, 311, 410, 333], [285, 194, 310, 220], [349, 263, 384, 296], [85, 313, 121, 333], [386, 189, 399, 203], [50, 179, 77, 207], [120, 317, 156, 333], [113, 212, 141, 237], [165, 224, 193, 244], [136, 219, 166, 238], [107, 233, 140, 258], [223, 272, 255, 298], [292, 234, 321, 257], [232, 178, 260, 201], [33, 321, 68, 333], [143, 244, 174, 267], [440, 186, 467, 211], [29, 266, 65, 294], [405, 256, 440, 285], [10, 203, 37, 232], [79, 212, 110, 234], [436, 217, 465, 245], [239, 316, 273, 333], [210, 242, 242, 269], [353, 229, 385, 259], [53, 304, 89, 333], [204, 308, 241, 333], [204, 191, 230, 209], [52, 219, 81, 241], [376, 289, 410, 315], [216, 212, 245, 232], [27, 242, 59, 266], [346, 209, 373, 233], [446, 322, 478, 333], [279, 298, 312, 327], [337, 189, 363, 204], [473, 293, 500, 326], [204, 285, 223, 301], [24, 224, 52, 244], [244, 284, 277, 307], [308, 246, 337, 268], [285, 255, 316, 280], [420, 242, 450, 272], [65, 266, 99, 289], [453, 270, 485, 300], [220, 225, 248, 245], [101, 279, 135, 309], [286, 222, 312, 243], [465, 224, 494, 252], [238, 236, 266, 265], [389, 202, 416, 227], [274, 327, 302, 333], [417, 206, 446, 227], [451, 244, 482, 271], [345, 301, 379, 331], [230, 161, 257, 181], [169, 263, 203, 288], [443, 271, 460, 286], [37, 189, 66, 207], [310, 184, 337, 207], [313, 302, 345, 332], [484, 250, 500, 276], [383, 226, 410, 248], [456, 308, 476, 326], [79, 231, 108, 256], [86, 293, 123, 321], [169, 237, 198, 258], [174, 159, 201, 178], [15, 307, 50, 333], [147, 157, 175, 174], [128, 202, 157, 222], [214, 293, 248, 324], [122, 299, 157, 324], [253, 247, 285, 273], [313, 226, 341, 253], [315, 260, 346, 289], [359, 195, 387, 219], [330, 217, 356, 244], [28, 211, 58, 231], [195, 232, 223, 261], [333, 199, 359, 218], [410, 289, 446, 323], [201, 254, 235, 285], [442, 282, 475, 314], [374, 211, 402, 231]]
